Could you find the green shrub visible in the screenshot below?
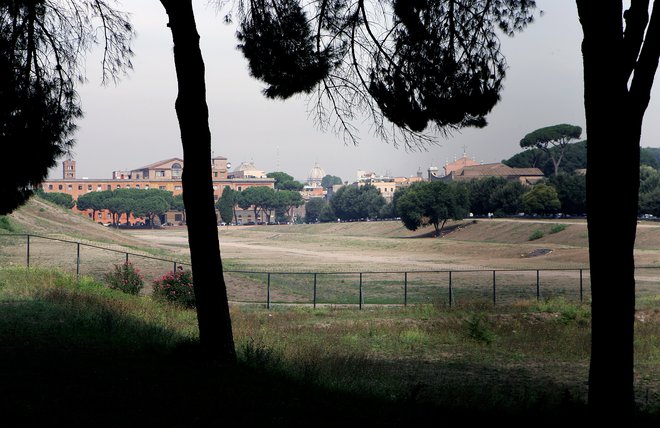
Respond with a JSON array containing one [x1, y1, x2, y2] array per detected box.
[[0, 216, 18, 232], [528, 229, 545, 241], [103, 262, 144, 295], [152, 269, 195, 308], [465, 313, 496, 344], [549, 224, 567, 234]]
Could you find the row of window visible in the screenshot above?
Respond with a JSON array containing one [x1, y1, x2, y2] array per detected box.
[[47, 183, 182, 192]]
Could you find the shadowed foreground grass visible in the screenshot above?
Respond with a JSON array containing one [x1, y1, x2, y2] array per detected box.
[[0, 267, 657, 427]]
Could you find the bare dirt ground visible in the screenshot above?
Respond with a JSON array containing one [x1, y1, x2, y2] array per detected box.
[[125, 218, 660, 272]]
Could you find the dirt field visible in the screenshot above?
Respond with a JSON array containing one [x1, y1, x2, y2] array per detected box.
[[126, 218, 660, 272]]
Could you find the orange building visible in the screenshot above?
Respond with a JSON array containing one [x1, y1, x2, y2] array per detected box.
[[40, 156, 275, 224]]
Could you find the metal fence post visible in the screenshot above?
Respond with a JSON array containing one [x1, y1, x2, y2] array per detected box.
[[173, 262, 177, 273], [579, 269, 583, 302], [26, 234, 30, 268], [267, 273, 271, 309], [448, 271, 453, 308], [492, 270, 497, 305], [404, 272, 408, 306], [313, 273, 317, 309], [125, 253, 129, 264], [76, 243, 81, 280], [536, 270, 540, 302], [359, 273, 363, 310]]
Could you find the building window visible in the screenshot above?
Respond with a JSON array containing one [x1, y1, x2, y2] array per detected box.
[[97, 185, 102, 190], [156, 170, 165, 177], [48, 184, 53, 190], [107, 185, 111, 190], [238, 186, 242, 192], [107, 213, 111, 219], [58, 184, 63, 190], [174, 185, 182, 191], [67, 184, 72, 190], [213, 185, 218, 190], [87, 185, 92, 191], [145, 185, 150, 190], [214, 171, 218, 178], [135, 184, 140, 189], [126, 185, 131, 189], [116, 185, 121, 188], [159, 186, 166, 190], [97, 212, 102, 218], [135, 174, 140, 179], [171, 163, 182, 179], [78, 185, 83, 190], [213, 195, 219, 201]]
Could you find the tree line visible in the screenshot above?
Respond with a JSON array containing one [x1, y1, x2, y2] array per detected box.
[[305, 141, 660, 230], [216, 185, 303, 224], [73, 188, 182, 227]]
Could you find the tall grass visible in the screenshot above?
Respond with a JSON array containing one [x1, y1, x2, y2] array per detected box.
[[0, 267, 657, 424]]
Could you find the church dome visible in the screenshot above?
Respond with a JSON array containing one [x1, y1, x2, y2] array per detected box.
[[307, 162, 325, 187]]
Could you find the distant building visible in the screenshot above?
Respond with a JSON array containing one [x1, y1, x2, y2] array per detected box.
[[228, 161, 267, 179], [307, 162, 325, 188], [441, 163, 544, 185], [40, 156, 275, 224], [443, 152, 481, 176], [355, 170, 397, 202], [301, 162, 327, 200]]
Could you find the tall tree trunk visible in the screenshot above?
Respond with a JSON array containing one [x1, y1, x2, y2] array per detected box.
[[577, 0, 660, 418], [160, 0, 236, 363]]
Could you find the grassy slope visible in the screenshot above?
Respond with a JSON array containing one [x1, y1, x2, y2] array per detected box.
[[5, 197, 174, 255]]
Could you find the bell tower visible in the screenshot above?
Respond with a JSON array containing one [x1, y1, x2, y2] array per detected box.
[[63, 158, 76, 179]]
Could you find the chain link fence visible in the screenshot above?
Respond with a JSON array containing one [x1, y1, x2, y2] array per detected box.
[[1, 233, 658, 307]]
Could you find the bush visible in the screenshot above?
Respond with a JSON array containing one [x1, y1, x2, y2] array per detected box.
[[0, 216, 18, 232], [549, 224, 567, 234], [528, 229, 545, 241], [465, 313, 496, 345], [152, 268, 195, 308], [104, 262, 144, 295]]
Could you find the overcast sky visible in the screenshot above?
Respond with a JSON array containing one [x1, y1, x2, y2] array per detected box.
[[49, 0, 660, 183]]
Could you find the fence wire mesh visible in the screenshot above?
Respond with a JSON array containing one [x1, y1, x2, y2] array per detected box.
[[1, 233, 657, 308]]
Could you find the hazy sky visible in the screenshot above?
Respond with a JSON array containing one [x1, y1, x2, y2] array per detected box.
[[49, 0, 660, 183]]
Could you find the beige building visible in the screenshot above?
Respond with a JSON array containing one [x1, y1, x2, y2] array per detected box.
[[228, 161, 267, 179], [41, 156, 275, 224], [441, 163, 544, 185]]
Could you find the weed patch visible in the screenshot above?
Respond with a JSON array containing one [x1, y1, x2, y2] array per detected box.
[[529, 229, 545, 241], [464, 313, 496, 345]]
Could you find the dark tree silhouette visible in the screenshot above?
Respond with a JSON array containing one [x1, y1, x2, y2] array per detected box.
[[235, 0, 536, 147], [159, 0, 236, 363], [576, 1, 660, 418], [0, 0, 133, 214]]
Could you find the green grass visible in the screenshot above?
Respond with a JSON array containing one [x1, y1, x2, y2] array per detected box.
[[0, 215, 22, 232], [0, 267, 657, 425]]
